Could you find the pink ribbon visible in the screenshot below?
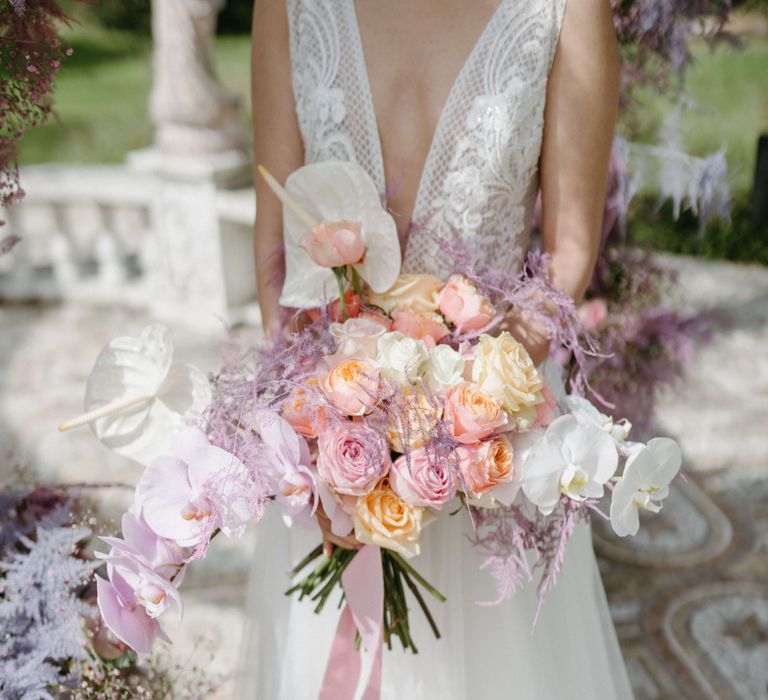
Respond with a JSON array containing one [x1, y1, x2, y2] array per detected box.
[[318, 545, 384, 700]]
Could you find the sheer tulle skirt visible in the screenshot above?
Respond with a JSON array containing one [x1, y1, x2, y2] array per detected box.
[[237, 503, 634, 699]]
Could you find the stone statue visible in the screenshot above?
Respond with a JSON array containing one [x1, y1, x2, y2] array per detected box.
[[148, 0, 249, 163]]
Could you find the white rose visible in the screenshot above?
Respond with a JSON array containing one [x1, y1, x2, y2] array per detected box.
[[424, 345, 465, 392], [330, 317, 387, 359], [376, 331, 429, 385]]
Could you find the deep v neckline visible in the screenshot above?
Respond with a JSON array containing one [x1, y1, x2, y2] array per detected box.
[[348, 0, 506, 229]]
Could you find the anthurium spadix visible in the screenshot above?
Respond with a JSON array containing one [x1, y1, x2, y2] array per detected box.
[[258, 161, 401, 309], [58, 324, 211, 466]]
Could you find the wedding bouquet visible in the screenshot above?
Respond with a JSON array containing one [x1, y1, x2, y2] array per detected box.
[[60, 161, 681, 689]]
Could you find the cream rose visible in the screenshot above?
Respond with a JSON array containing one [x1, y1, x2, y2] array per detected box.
[[366, 273, 443, 314], [375, 331, 429, 385], [353, 479, 431, 558], [330, 317, 387, 359], [424, 345, 465, 392], [471, 332, 544, 426]]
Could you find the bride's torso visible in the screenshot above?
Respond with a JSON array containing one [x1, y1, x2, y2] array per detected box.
[[287, 0, 566, 276]]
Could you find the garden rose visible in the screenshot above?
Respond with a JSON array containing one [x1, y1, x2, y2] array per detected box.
[[366, 273, 443, 314], [282, 379, 324, 437], [424, 344, 466, 392], [317, 423, 390, 495], [391, 306, 450, 348], [300, 220, 366, 268], [353, 479, 431, 558], [390, 449, 457, 507], [375, 331, 429, 385], [320, 357, 380, 416], [386, 388, 444, 452], [438, 275, 495, 333], [457, 436, 515, 497], [471, 332, 544, 427], [331, 317, 388, 359], [444, 382, 508, 444]]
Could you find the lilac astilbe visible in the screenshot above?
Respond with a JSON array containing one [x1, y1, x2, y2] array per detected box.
[[0, 509, 95, 698]]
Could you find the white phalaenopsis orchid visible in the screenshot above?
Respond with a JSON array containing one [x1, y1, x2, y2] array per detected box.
[[609, 437, 681, 537], [272, 161, 401, 308], [565, 395, 633, 444], [522, 415, 619, 515], [59, 324, 211, 466]]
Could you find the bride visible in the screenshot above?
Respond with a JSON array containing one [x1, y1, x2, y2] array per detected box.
[[241, 0, 633, 698]]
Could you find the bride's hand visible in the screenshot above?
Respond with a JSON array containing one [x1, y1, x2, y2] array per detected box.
[[499, 309, 552, 367], [316, 502, 361, 557]]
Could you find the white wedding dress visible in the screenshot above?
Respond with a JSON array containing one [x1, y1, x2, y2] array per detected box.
[[238, 1, 635, 698]]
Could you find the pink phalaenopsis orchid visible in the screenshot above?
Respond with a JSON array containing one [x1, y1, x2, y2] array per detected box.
[[137, 427, 258, 547], [96, 570, 171, 655], [251, 409, 319, 527]]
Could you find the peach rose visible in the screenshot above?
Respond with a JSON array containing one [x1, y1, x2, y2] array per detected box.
[[437, 275, 495, 334], [471, 332, 544, 427], [456, 436, 514, 497], [386, 388, 444, 453], [578, 298, 608, 331], [281, 379, 324, 438], [353, 479, 431, 558], [443, 382, 508, 444], [320, 358, 380, 416], [366, 273, 443, 314], [300, 220, 365, 268], [391, 306, 450, 348]]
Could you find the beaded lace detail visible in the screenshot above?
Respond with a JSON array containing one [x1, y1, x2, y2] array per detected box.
[[287, 0, 567, 276]]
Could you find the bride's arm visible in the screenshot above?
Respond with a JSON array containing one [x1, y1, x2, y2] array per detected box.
[[508, 0, 620, 364], [251, 1, 304, 339]]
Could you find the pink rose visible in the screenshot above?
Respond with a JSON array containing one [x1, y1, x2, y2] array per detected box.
[[317, 423, 390, 495], [443, 382, 509, 444], [391, 306, 450, 348], [320, 357, 380, 416], [331, 317, 388, 359], [457, 436, 514, 496], [300, 220, 366, 268], [358, 308, 394, 331], [578, 298, 608, 331], [390, 448, 457, 507], [438, 275, 495, 334]]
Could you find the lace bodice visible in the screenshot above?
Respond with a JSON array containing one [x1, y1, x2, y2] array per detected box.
[[287, 0, 567, 277]]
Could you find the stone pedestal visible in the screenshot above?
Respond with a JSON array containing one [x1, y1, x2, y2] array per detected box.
[[131, 0, 252, 188]]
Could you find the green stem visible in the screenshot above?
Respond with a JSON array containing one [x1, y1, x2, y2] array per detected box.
[[333, 266, 348, 320], [399, 565, 441, 640], [289, 543, 324, 577], [389, 552, 447, 602], [350, 266, 362, 296]]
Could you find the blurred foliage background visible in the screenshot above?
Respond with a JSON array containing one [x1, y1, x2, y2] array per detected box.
[[20, 0, 768, 265]]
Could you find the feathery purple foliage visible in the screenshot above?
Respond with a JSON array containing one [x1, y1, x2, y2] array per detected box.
[[0, 507, 95, 698], [470, 498, 591, 615], [1, 0, 74, 207]]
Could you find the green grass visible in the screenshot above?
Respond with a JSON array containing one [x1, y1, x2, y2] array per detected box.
[[18, 25, 252, 165], [622, 38, 768, 194]]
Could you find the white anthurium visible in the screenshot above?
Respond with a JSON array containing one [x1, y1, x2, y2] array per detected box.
[[564, 395, 632, 444], [609, 437, 682, 537], [263, 161, 401, 309], [522, 415, 619, 515], [59, 324, 211, 466]]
